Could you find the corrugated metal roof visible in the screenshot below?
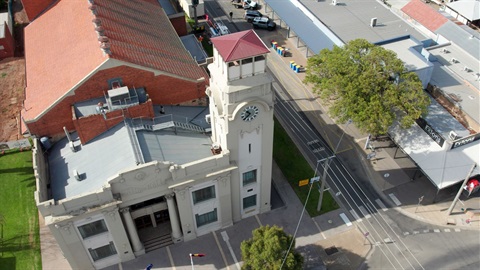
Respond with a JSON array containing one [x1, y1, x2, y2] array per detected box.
[[447, 0, 480, 21], [211, 30, 270, 62], [436, 21, 480, 61]]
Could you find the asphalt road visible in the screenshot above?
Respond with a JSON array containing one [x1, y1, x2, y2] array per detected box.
[[204, 1, 480, 269]]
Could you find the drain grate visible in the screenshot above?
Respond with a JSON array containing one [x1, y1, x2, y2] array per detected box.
[[325, 246, 339, 256]]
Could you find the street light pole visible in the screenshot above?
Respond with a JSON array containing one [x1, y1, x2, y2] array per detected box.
[[446, 163, 477, 216], [317, 120, 352, 212]]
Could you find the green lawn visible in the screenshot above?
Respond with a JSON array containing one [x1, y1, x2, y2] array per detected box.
[[273, 118, 338, 216], [0, 149, 42, 270]]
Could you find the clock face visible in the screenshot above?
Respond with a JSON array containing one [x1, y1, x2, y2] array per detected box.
[[240, 105, 259, 122]]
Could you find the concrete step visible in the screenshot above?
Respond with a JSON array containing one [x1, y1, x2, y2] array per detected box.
[[143, 233, 173, 253]]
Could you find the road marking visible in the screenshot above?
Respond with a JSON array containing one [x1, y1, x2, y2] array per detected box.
[[166, 246, 176, 270], [312, 218, 326, 239], [375, 199, 388, 211], [339, 213, 352, 226], [220, 231, 239, 270], [349, 209, 363, 222], [388, 193, 402, 206], [455, 228, 461, 232], [336, 191, 342, 196], [444, 229, 451, 232], [423, 229, 429, 233], [403, 232, 410, 236], [358, 205, 372, 219], [413, 231, 419, 235], [434, 229, 440, 233], [255, 215, 262, 226]]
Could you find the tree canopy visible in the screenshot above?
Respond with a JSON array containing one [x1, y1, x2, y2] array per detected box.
[[304, 39, 430, 135], [240, 225, 303, 270]]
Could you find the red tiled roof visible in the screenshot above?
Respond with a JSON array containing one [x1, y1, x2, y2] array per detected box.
[[23, 0, 207, 121], [211, 30, 270, 62], [21, 0, 54, 21], [401, 0, 448, 32]]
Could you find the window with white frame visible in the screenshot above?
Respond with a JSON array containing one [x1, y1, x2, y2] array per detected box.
[[192, 185, 216, 204], [77, 219, 108, 239], [195, 208, 218, 227], [243, 194, 257, 209], [242, 170, 257, 186], [88, 241, 117, 262]]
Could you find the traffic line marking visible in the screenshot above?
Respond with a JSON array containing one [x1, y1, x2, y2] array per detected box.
[[220, 231, 240, 270], [455, 228, 461, 232], [388, 193, 402, 206], [413, 231, 419, 235], [423, 229, 429, 233], [444, 229, 451, 232], [349, 209, 362, 222], [166, 246, 176, 270], [434, 229, 440, 233], [358, 205, 372, 219], [403, 232, 410, 236], [339, 213, 352, 226], [375, 199, 388, 211]]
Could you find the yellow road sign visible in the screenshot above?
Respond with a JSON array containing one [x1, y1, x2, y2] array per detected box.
[[299, 179, 309, 187]]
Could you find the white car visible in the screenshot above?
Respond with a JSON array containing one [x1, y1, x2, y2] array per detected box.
[[243, 0, 258, 10]]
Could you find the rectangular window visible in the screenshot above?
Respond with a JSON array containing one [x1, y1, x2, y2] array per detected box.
[[107, 78, 123, 89], [192, 186, 216, 204], [88, 241, 117, 262], [78, 219, 108, 239], [249, 143, 251, 153], [243, 195, 257, 209], [195, 208, 218, 227], [243, 170, 257, 186]]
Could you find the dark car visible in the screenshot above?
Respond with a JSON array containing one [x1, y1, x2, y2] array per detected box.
[[252, 17, 276, 31], [244, 10, 263, 23]]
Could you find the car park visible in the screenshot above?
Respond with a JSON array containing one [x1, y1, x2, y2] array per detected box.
[[252, 17, 276, 31], [244, 10, 263, 23]]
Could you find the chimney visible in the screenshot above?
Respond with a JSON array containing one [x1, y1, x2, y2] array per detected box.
[[98, 36, 109, 43]]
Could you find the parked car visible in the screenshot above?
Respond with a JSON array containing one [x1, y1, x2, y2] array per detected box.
[[252, 17, 276, 31], [232, 0, 258, 10], [244, 10, 263, 23]]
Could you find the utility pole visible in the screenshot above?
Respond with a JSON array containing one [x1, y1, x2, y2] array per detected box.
[[446, 163, 477, 216], [317, 120, 351, 212]]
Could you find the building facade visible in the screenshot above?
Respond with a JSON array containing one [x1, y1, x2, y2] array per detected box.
[[34, 30, 274, 269]]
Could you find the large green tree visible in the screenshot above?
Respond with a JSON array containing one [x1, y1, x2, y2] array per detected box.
[[240, 225, 303, 270], [304, 39, 430, 135]]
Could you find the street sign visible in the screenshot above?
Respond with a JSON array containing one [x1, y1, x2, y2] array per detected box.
[[299, 179, 309, 187], [310, 176, 320, 184]]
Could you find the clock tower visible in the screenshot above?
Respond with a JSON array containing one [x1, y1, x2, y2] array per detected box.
[[207, 30, 274, 221]]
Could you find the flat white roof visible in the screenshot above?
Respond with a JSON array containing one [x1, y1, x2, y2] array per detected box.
[[389, 98, 480, 189], [380, 38, 431, 71]]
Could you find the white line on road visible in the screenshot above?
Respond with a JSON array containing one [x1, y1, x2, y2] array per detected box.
[[413, 231, 419, 235], [339, 213, 352, 226], [375, 199, 388, 211], [255, 215, 262, 226], [312, 218, 326, 239], [166, 246, 176, 270], [434, 229, 440, 233], [455, 228, 461, 232], [444, 229, 451, 232], [388, 193, 402, 206], [423, 229, 429, 233], [350, 209, 363, 222], [403, 232, 410, 236], [219, 231, 238, 270], [358, 205, 372, 219]]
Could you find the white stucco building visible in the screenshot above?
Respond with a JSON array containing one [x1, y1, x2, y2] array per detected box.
[[33, 30, 274, 269]]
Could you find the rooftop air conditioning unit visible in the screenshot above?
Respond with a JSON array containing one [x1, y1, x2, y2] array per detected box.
[[449, 131, 459, 140], [370, 18, 377, 27], [441, 48, 449, 53], [73, 169, 81, 181], [69, 141, 76, 153], [451, 58, 458, 63], [463, 66, 470, 72], [332, 0, 337, 5]]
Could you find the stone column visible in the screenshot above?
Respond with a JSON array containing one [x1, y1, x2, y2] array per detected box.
[[120, 208, 144, 253], [165, 193, 183, 241]]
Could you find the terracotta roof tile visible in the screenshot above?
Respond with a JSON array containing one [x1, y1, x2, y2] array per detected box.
[[211, 30, 270, 62], [23, 0, 207, 122], [401, 0, 448, 32]]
